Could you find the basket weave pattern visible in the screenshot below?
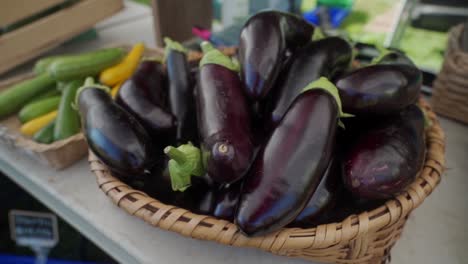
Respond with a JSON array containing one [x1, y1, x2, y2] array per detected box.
[[89, 102, 444, 262], [432, 24, 468, 124]]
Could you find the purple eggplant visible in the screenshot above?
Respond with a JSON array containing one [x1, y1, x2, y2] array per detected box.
[[375, 50, 415, 66], [239, 10, 315, 100], [164, 38, 198, 143], [194, 42, 254, 184], [290, 158, 342, 227], [236, 78, 347, 236], [342, 105, 426, 200], [76, 78, 156, 176], [336, 56, 422, 116], [213, 181, 242, 221], [268, 37, 353, 125], [116, 60, 176, 146]]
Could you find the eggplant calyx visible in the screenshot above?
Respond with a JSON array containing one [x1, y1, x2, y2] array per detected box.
[[371, 49, 396, 65], [199, 41, 240, 72], [142, 56, 163, 63], [164, 142, 205, 192], [302, 77, 353, 128], [74, 77, 111, 109], [163, 37, 187, 63]]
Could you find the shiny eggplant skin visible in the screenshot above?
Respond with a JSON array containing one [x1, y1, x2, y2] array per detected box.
[[336, 64, 422, 116], [290, 158, 341, 227], [78, 87, 156, 176], [236, 89, 338, 236], [197, 64, 254, 184], [116, 62, 176, 146], [131, 60, 169, 108], [269, 37, 352, 125], [377, 51, 415, 66], [239, 11, 315, 100], [166, 50, 198, 143], [213, 181, 242, 221], [342, 105, 426, 200]]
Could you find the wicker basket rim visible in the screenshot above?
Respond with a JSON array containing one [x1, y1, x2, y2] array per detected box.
[[88, 98, 445, 253]]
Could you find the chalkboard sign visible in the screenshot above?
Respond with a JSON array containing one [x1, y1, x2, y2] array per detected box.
[[9, 210, 58, 248]]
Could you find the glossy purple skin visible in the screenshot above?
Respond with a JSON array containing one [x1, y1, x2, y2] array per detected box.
[[116, 77, 176, 142], [342, 105, 426, 200], [269, 37, 352, 125], [377, 51, 415, 66], [78, 88, 155, 176], [213, 181, 242, 221], [197, 64, 254, 184], [236, 90, 338, 236], [131, 60, 169, 109], [238, 11, 314, 100], [336, 64, 422, 116], [167, 51, 198, 143], [291, 158, 341, 227]]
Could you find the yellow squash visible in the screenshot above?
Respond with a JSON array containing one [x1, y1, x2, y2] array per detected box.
[[99, 43, 145, 86], [111, 80, 124, 98], [20, 110, 58, 136]]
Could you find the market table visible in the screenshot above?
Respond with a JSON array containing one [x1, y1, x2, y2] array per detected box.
[[1, 1, 467, 264]]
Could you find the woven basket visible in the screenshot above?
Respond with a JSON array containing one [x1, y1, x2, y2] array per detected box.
[[89, 98, 445, 264], [432, 24, 468, 124]]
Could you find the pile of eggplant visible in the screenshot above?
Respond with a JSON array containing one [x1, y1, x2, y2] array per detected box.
[[76, 11, 426, 237]]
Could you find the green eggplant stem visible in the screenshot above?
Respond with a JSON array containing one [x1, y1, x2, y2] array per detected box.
[[74, 77, 111, 109], [163, 37, 187, 63], [164, 142, 205, 192], [164, 146, 187, 164], [302, 77, 353, 128], [199, 41, 240, 72]]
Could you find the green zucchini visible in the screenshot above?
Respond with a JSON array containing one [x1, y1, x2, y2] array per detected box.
[[30, 89, 61, 103], [47, 48, 125, 81], [0, 73, 55, 118], [33, 120, 56, 144], [34, 56, 67, 74], [34, 46, 116, 74], [19, 96, 61, 123], [54, 80, 82, 140]]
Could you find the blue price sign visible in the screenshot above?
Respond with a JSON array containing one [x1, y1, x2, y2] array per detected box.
[[9, 210, 59, 248]]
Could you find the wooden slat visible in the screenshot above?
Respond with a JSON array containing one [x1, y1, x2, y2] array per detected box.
[[0, 0, 65, 27], [0, 0, 124, 74]]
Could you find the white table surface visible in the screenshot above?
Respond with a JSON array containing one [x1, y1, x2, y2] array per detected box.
[[1, 1, 467, 264]]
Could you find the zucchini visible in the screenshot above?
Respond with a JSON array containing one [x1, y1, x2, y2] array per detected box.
[[34, 56, 66, 74], [54, 80, 82, 140], [47, 48, 125, 81], [19, 96, 61, 123], [30, 89, 61, 103], [33, 120, 56, 144], [0, 73, 55, 118]]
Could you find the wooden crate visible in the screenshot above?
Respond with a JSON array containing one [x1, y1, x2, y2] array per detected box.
[[0, 0, 123, 74]]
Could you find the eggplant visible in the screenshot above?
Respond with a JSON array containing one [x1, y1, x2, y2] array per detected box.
[[236, 78, 346, 236], [76, 78, 156, 176], [164, 38, 198, 143], [144, 164, 216, 215], [342, 105, 426, 200], [268, 37, 353, 125], [336, 57, 422, 116], [239, 10, 315, 100], [194, 42, 254, 184], [116, 60, 176, 146], [375, 50, 416, 66], [290, 158, 342, 227], [213, 181, 242, 221]]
